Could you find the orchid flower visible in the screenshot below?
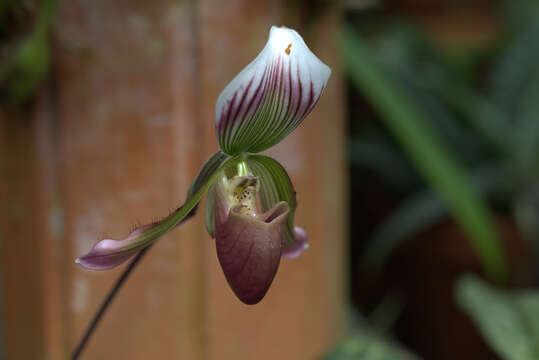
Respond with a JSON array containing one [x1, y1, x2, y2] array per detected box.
[[76, 26, 331, 304]]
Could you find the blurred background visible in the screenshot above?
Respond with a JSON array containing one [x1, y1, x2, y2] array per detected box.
[[2, 0, 539, 359]]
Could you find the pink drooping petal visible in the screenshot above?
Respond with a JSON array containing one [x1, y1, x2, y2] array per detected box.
[[76, 203, 201, 271], [75, 151, 232, 271], [76, 202, 200, 270], [215, 26, 331, 155], [282, 226, 309, 259], [75, 226, 151, 270]]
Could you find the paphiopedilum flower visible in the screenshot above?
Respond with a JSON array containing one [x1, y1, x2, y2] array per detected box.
[[77, 26, 330, 304]]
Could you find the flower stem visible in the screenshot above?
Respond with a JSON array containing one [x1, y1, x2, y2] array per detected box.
[[70, 244, 152, 360]]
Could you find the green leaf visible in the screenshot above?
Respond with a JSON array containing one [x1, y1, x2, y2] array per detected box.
[[324, 333, 418, 360], [376, 54, 490, 163], [324, 307, 416, 360], [342, 25, 507, 281], [403, 83, 485, 163], [429, 73, 511, 155], [489, 19, 539, 116], [512, 71, 539, 170], [513, 189, 539, 243], [456, 275, 539, 360], [516, 292, 539, 344], [349, 138, 418, 189], [362, 190, 446, 267], [501, 0, 539, 32], [487, 17, 539, 164], [362, 164, 508, 267], [372, 24, 509, 155], [0, 0, 58, 102]]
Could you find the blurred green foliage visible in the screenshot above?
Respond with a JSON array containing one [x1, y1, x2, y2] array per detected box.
[[457, 274, 539, 360], [324, 332, 418, 360], [342, 26, 507, 281], [0, 0, 56, 103], [344, 0, 539, 283], [342, 1, 539, 356], [324, 305, 417, 360]]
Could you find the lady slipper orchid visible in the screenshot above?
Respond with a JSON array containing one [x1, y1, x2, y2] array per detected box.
[[76, 26, 330, 304]]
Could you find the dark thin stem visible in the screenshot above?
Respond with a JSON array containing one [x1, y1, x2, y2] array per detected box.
[[70, 244, 153, 360]]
